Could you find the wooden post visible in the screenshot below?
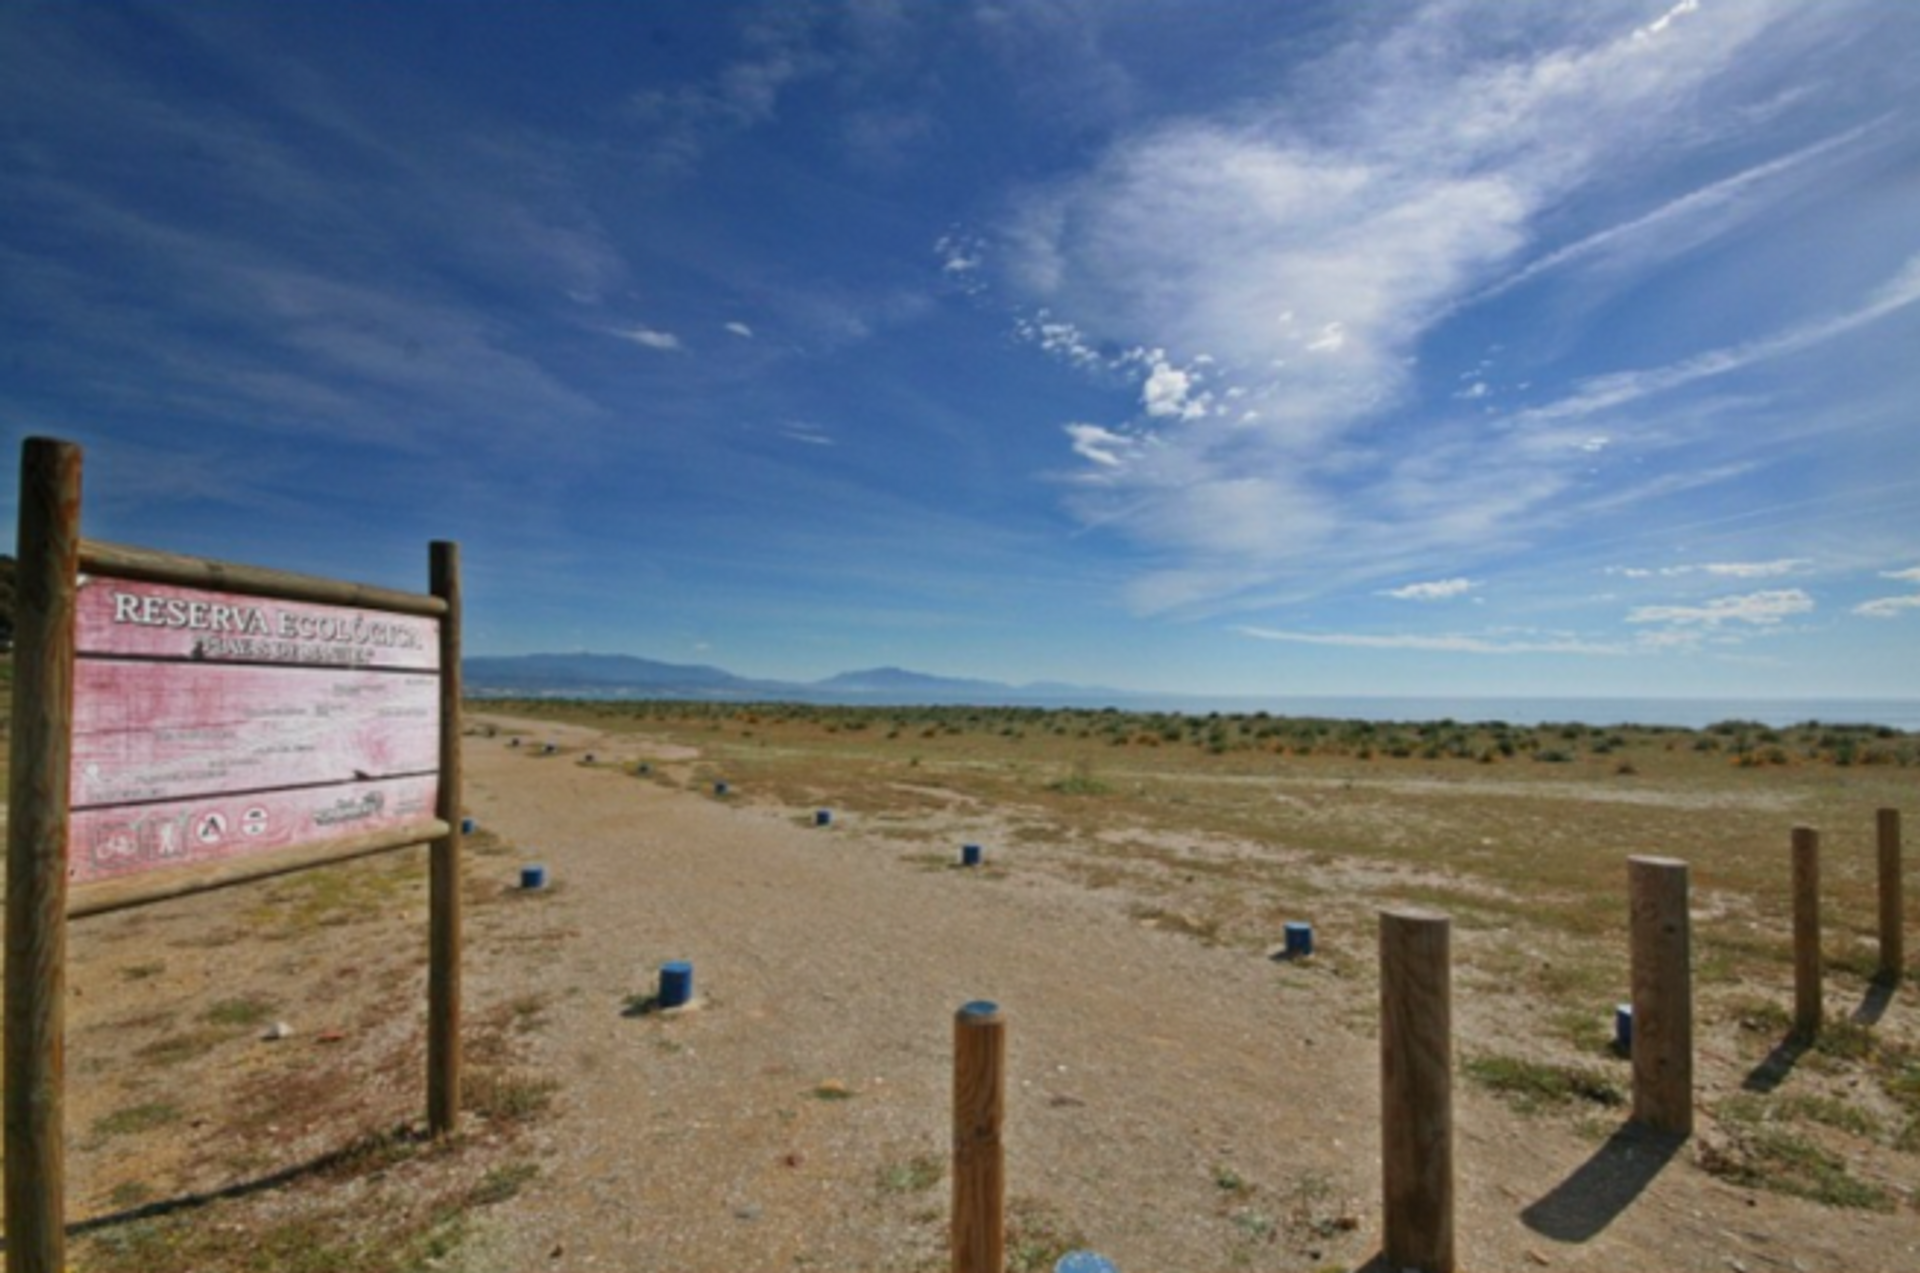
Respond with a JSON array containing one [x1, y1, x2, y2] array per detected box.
[[427, 541, 463, 1135], [1628, 856, 1693, 1135], [1380, 909, 1454, 1273], [5, 438, 82, 1273], [1792, 826, 1821, 1039], [1879, 809, 1903, 984], [951, 1000, 1006, 1273]]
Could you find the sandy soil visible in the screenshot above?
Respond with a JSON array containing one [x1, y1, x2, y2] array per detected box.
[[447, 715, 1919, 1272]]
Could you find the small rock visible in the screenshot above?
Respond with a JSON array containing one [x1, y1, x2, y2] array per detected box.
[[263, 1021, 293, 1041], [733, 1204, 762, 1222]]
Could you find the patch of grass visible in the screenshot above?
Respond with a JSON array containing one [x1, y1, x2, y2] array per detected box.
[[1130, 904, 1222, 945], [120, 960, 167, 981], [809, 1081, 857, 1101], [1699, 1120, 1893, 1210], [1005, 1197, 1087, 1273], [1212, 1163, 1253, 1196], [465, 1161, 540, 1207], [465, 1069, 559, 1126], [93, 1100, 183, 1139], [1464, 1053, 1624, 1115], [878, 1153, 944, 1194], [203, 996, 276, 1029], [135, 1026, 231, 1066]]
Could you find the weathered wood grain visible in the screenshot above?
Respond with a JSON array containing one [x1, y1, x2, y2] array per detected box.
[[69, 818, 449, 919], [81, 538, 447, 617], [72, 660, 439, 811], [1380, 908, 1454, 1273], [1629, 855, 1693, 1135], [951, 1000, 1005, 1273], [69, 773, 439, 885], [1792, 826, 1822, 1038], [6, 437, 81, 1273], [428, 540, 463, 1137]]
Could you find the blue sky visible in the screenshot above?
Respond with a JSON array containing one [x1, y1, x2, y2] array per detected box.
[[4, 0, 1918, 701]]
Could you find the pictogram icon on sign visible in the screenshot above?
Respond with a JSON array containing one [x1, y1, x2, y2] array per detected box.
[[195, 812, 228, 844], [242, 806, 269, 837]]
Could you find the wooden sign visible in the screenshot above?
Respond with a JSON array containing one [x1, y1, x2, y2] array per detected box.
[[7, 439, 467, 1273], [67, 578, 442, 884]]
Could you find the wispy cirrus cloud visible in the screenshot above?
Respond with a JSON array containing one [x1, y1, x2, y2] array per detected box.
[[1234, 625, 1623, 657], [990, 0, 1911, 620], [1381, 578, 1477, 601], [1606, 559, 1809, 580], [1626, 588, 1814, 628], [1855, 565, 1920, 618], [613, 327, 683, 352]]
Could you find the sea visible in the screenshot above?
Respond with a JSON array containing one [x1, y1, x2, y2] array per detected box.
[[1113, 695, 1920, 731]]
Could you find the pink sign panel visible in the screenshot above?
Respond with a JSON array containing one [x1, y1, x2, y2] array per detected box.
[[69, 575, 443, 884], [71, 661, 439, 808], [69, 774, 440, 884], [76, 576, 439, 671]]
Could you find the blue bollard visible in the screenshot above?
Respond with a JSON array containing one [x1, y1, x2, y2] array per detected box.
[[714, 780, 730, 797], [1055, 1254, 1120, 1273], [659, 960, 694, 1009], [1284, 922, 1314, 958], [520, 864, 547, 890], [460, 817, 476, 835], [962, 843, 983, 867], [1615, 1003, 1633, 1053], [816, 809, 832, 827]]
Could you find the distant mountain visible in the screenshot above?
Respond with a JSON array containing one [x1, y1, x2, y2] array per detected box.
[[812, 666, 1012, 696], [464, 652, 771, 697], [462, 651, 1122, 707]]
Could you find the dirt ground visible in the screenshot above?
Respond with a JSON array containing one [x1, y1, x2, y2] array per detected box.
[[45, 711, 1920, 1271]]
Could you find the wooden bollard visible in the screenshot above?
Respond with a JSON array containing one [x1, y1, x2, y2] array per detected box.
[[1628, 856, 1693, 1135], [1380, 909, 1454, 1273], [1880, 809, 1903, 983], [1792, 826, 1821, 1038], [951, 1001, 1006, 1273]]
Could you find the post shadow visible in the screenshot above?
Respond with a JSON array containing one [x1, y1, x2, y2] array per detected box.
[[1519, 1122, 1685, 1243], [1, 1123, 432, 1246], [1852, 977, 1896, 1027], [1741, 1031, 1810, 1094]]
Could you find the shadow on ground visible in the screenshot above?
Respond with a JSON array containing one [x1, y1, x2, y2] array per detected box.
[[1520, 1123, 1686, 1243]]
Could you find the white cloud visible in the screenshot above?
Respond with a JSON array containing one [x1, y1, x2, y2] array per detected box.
[[1855, 594, 1920, 619], [1381, 578, 1477, 601], [935, 232, 989, 295], [778, 421, 834, 447], [1016, 312, 1104, 370], [725, 321, 754, 339], [1234, 625, 1622, 656], [1064, 423, 1133, 469], [613, 326, 682, 352], [1140, 356, 1211, 421], [1607, 559, 1808, 581], [1002, 0, 1867, 614], [1881, 565, 1920, 583], [1626, 588, 1814, 627], [1701, 559, 1807, 579]]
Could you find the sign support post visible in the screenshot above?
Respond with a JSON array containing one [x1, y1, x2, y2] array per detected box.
[[429, 540, 463, 1135], [5, 437, 81, 1273], [4, 437, 461, 1260]]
